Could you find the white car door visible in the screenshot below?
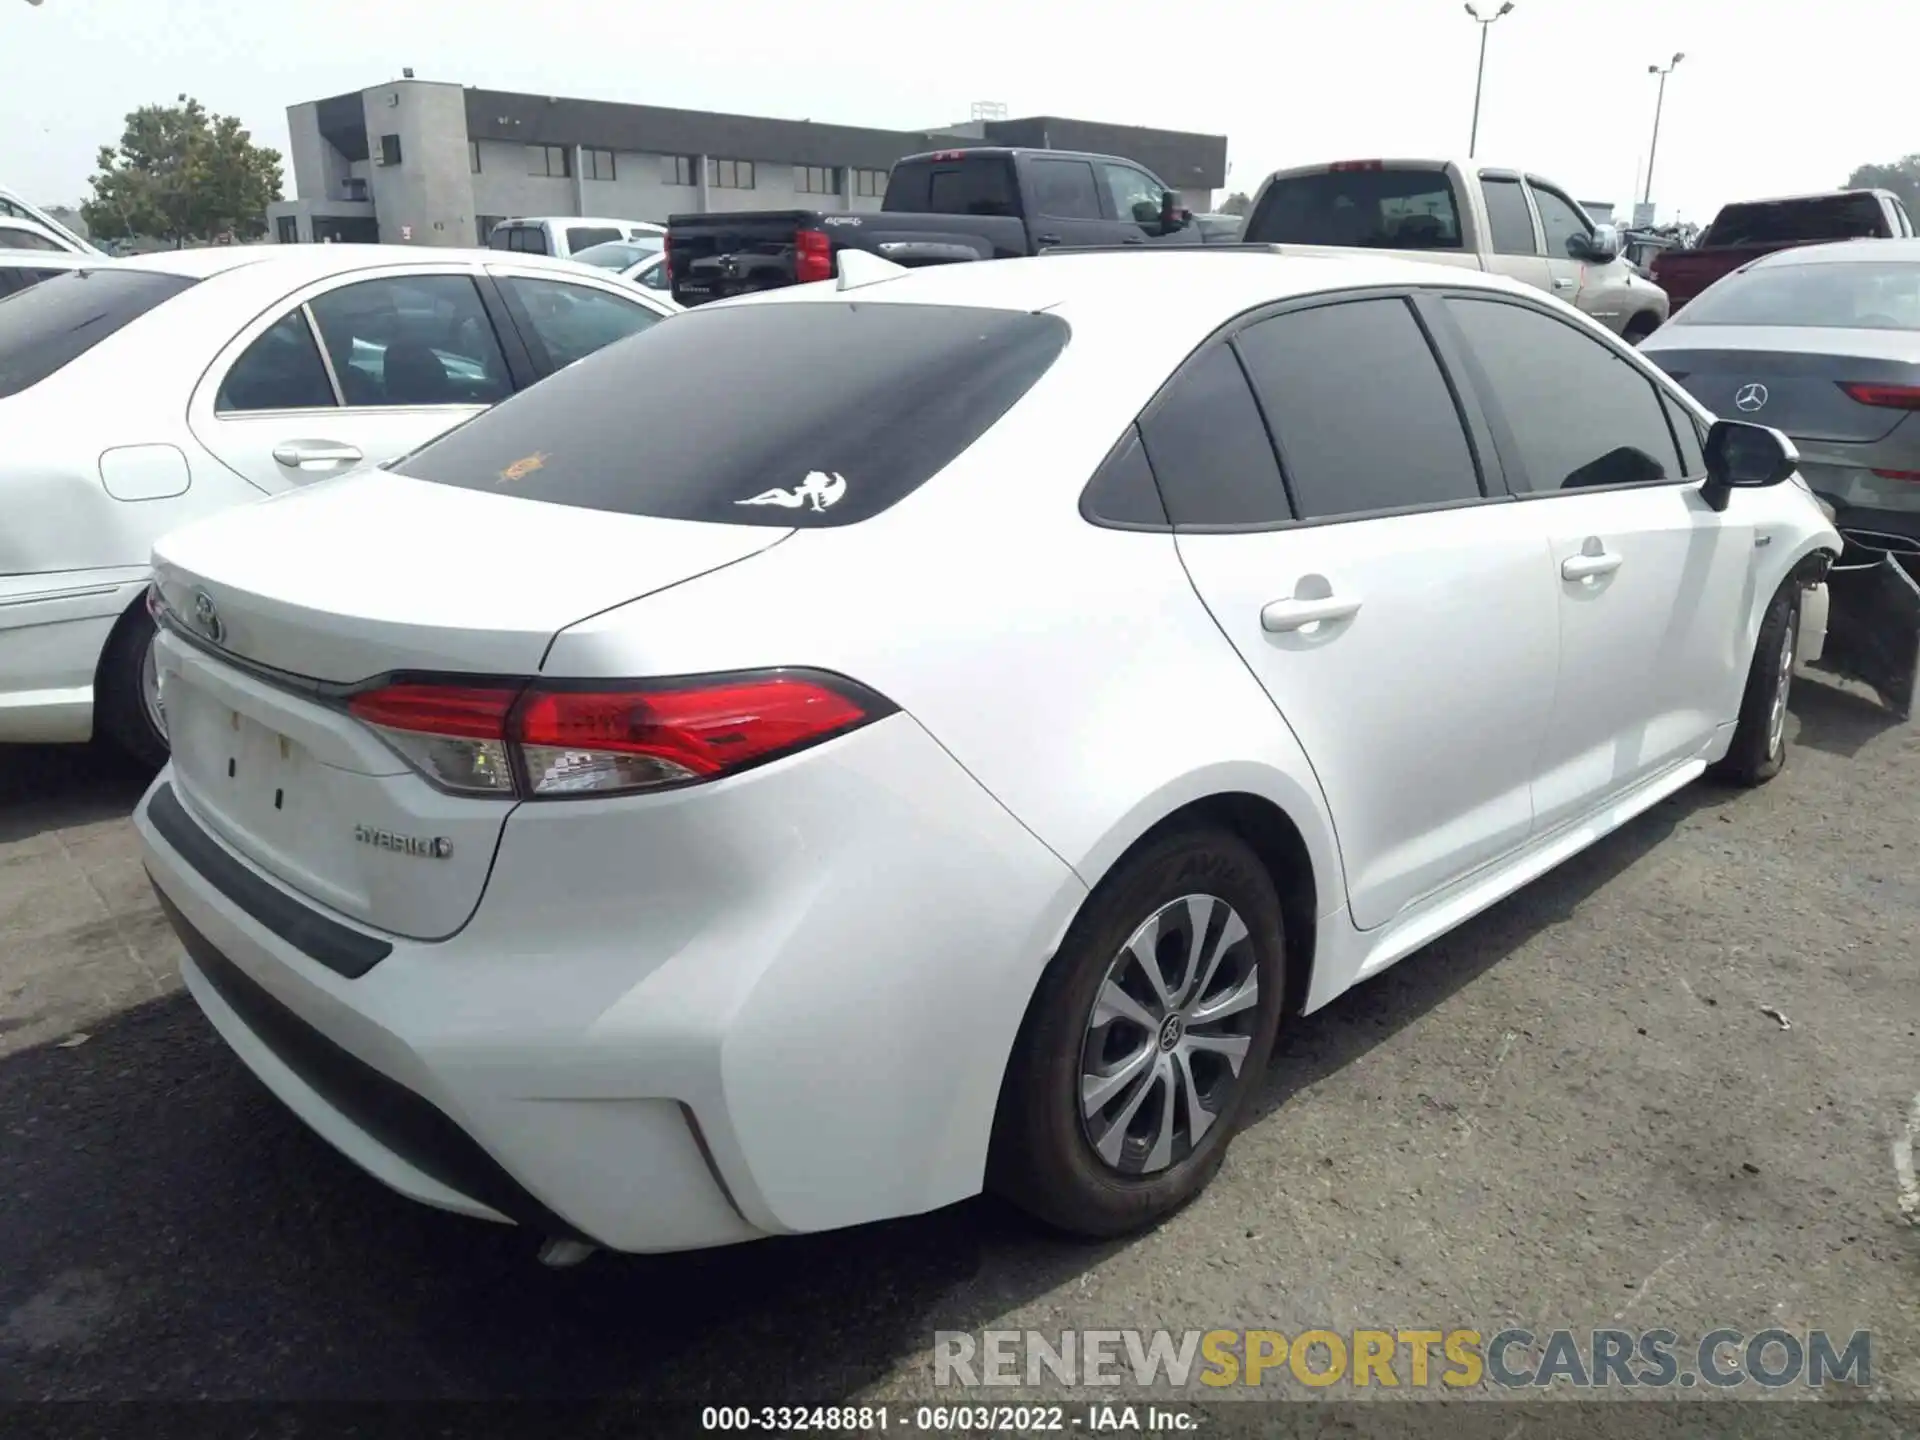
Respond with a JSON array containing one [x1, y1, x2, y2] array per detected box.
[[1438, 293, 1754, 831], [1157, 294, 1561, 931], [186, 265, 516, 494]]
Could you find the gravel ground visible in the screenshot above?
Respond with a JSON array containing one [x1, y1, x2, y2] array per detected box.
[[1, 674, 1915, 1418]]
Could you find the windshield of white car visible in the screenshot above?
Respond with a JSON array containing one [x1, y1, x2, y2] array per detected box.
[[1673, 259, 1920, 330], [572, 241, 655, 270], [1244, 169, 1465, 250], [391, 301, 1071, 527], [0, 267, 198, 398]]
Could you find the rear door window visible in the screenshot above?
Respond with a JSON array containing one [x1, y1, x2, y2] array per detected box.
[[0, 266, 197, 398], [392, 301, 1070, 526], [1234, 297, 1482, 521], [306, 275, 513, 407], [1245, 167, 1463, 250], [1137, 343, 1291, 527], [1480, 176, 1539, 255], [216, 309, 337, 412], [496, 276, 660, 372]]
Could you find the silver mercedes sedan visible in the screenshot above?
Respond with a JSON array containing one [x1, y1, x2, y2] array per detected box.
[[1640, 237, 1920, 542]]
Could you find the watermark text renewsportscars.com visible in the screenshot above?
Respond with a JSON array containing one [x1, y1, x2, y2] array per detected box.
[[933, 1327, 1873, 1390]]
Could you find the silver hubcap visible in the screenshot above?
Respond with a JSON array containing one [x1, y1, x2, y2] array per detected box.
[[1767, 620, 1795, 757], [1078, 894, 1260, 1177], [138, 632, 167, 740]]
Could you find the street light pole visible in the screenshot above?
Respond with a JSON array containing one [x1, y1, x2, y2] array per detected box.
[[1643, 52, 1684, 208], [1465, 2, 1515, 159]]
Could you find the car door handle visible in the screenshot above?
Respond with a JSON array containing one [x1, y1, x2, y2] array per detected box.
[[272, 441, 363, 470], [1122, 235, 1146, 244], [1261, 595, 1363, 633], [1552, 277, 1576, 290], [1035, 234, 1063, 248], [1561, 551, 1624, 580]]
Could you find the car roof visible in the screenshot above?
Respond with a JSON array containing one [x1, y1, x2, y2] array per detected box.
[[1752, 236, 1920, 267], [112, 243, 616, 281]]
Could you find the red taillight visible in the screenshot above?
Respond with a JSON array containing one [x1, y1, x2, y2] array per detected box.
[[1872, 468, 1920, 482], [345, 671, 888, 798], [794, 228, 833, 284], [1839, 381, 1920, 410]]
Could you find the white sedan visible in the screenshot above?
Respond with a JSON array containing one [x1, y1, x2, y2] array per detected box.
[[136, 249, 1838, 1260], [569, 238, 674, 299], [0, 244, 675, 765]]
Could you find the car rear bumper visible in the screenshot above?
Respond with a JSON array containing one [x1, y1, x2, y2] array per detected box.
[[0, 567, 149, 744], [136, 712, 1084, 1253]]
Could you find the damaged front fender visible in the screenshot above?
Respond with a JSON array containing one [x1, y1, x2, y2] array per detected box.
[[1810, 530, 1920, 720]]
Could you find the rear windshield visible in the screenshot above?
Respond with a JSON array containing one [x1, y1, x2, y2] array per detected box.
[[392, 300, 1070, 526], [566, 226, 624, 252], [0, 266, 196, 398], [1672, 259, 1920, 330], [1704, 195, 1890, 247], [1245, 168, 1464, 250], [883, 158, 1019, 217]]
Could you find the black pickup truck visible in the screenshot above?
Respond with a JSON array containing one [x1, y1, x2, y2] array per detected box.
[[665, 147, 1207, 306]]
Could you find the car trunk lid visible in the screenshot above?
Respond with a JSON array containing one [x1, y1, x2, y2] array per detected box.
[[1646, 331, 1920, 444], [149, 469, 790, 939]]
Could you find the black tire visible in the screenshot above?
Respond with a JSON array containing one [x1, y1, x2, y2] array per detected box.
[[1710, 580, 1801, 787], [94, 604, 168, 770], [987, 827, 1286, 1239], [1623, 313, 1660, 346]]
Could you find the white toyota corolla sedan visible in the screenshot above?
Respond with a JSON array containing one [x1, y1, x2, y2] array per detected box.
[[135, 249, 1840, 1260], [0, 244, 676, 766]]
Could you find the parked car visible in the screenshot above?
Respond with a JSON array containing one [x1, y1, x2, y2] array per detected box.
[[1640, 236, 1920, 714], [1651, 189, 1915, 314], [485, 217, 664, 260], [0, 247, 96, 297], [1238, 158, 1670, 342], [665, 146, 1204, 306], [0, 244, 676, 767], [568, 238, 674, 298], [1191, 212, 1245, 243], [0, 186, 106, 256], [134, 246, 1837, 1260]]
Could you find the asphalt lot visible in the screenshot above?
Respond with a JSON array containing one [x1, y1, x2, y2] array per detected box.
[[1, 675, 1916, 1412]]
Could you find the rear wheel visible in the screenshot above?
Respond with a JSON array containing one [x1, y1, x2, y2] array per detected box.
[[1710, 580, 1800, 787], [95, 605, 168, 770], [987, 828, 1286, 1238]]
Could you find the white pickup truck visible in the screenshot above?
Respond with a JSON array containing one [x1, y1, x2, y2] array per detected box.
[[1240, 158, 1670, 343]]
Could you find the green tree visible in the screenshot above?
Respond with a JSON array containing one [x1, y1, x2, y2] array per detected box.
[[82, 95, 282, 248], [1845, 154, 1920, 215], [1219, 191, 1253, 217]]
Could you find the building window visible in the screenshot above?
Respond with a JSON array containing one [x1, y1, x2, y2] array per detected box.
[[528, 144, 570, 178], [469, 141, 482, 174], [794, 164, 839, 195], [708, 157, 755, 190], [342, 178, 369, 203], [853, 167, 888, 198], [275, 215, 299, 244], [585, 147, 616, 182], [662, 154, 696, 187], [379, 133, 402, 167]]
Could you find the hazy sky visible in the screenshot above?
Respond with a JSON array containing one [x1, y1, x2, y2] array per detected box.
[[4, 0, 1914, 226]]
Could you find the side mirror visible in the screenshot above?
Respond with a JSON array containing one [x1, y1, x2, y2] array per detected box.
[[1702, 419, 1798, 511], [1568, 224, 1621, 263], [1158, 191, 1189, 232]]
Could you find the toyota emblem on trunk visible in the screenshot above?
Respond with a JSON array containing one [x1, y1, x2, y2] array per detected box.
[[190, 588, 226, 644], [1734, 383, 1769, 413]]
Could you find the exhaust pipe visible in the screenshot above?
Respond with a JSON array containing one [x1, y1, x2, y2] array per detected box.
[[537, 1238, 597, 1269]]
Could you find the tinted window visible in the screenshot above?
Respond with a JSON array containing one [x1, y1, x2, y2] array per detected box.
[[0, 225, 62, 252], [394, 302, 1069, 527], [1529, 185, 1591, 259], [1027, 158, 1102, 221], [565, 226, 622, 252], [498, 277, 659, 372], [1137, 344, 1289, 526], [1245, 168, 1463, 250], [217, 309, 336, 412], [1447, 297, 1683, 492], [1706, 194, 1892, 246], [1670, 258, 1920, 330], [1081, 427, 1168, 528], [572, 240, 652, 271], [1236, 299, 1479, 520], [1481, 177, 1538, 255], [885, 158, 1018, 217], [486, 225, 513, 251], [0, 267, 196, 399], [307, 275, 512, 407], [1660, 390, 1707, 476], [634, 260, 669, 291]]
